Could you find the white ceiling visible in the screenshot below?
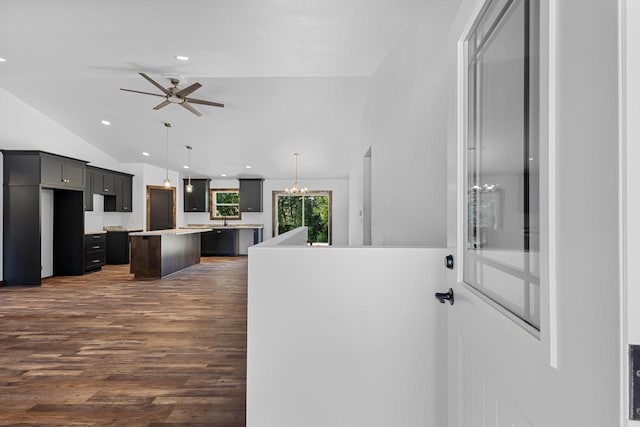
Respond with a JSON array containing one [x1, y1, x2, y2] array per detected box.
[[0, 0, 426, 179]]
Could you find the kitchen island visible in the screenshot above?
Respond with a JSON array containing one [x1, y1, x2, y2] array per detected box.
[[129, 228, 212, 279]]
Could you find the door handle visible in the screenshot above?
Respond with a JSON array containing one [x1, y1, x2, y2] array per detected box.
[[435, 288, 454, 305]]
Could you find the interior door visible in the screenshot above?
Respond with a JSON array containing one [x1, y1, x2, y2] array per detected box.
[[446, 0, 620, 425], [148, 187, 175, 231]]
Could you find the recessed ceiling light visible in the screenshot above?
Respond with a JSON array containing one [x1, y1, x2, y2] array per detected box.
[[183, 165, 189, 169], [175, 55, 189, 61], [245, 165, 252, 169], [221, 173, 227, 177], [0, 58, 7, 62], [142, 152, 150, 156], [101, 120, 111, 126]]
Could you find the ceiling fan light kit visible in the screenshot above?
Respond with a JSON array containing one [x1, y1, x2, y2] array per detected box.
[[120, 72, 224, 117]]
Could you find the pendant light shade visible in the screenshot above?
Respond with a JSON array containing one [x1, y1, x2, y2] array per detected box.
[[163, 122, 172, 187], [285, 152, 308, 194], [185, 145, 193, 193]]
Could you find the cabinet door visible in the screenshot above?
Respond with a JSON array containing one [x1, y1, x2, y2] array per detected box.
[[63, 160, 85, 189], [40, 154, 64, 187], [102, 172, 116, 194], [92, 170, 104, 194], [184, 179, 209, 212], [84, 168, 93, 211], [239, 179, 263, 212], [121, 176, 132, 212]]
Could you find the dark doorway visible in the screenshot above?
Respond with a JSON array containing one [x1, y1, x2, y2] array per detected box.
[[147, 186, 176, 231]]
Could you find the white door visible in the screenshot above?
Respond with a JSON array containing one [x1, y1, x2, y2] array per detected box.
[[445, 0, 621, 426]]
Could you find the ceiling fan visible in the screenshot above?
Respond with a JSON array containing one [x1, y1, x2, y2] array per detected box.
[[120, 72, 224, 116]]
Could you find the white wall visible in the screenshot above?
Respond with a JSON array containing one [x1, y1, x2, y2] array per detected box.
[[183, 177, 349, 246], [349, 0, 462, 247], [623, 0, 640, 423], [247, 246, 447, 427]]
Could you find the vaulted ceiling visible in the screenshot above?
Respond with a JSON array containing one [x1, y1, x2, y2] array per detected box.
[[0, 0, 427, 179]]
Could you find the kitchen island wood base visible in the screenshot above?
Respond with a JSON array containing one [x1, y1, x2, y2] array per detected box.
[[130, 229, 209, 279]]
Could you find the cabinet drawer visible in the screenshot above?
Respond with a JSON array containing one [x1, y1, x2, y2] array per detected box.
[[84, 234, 106, 244], [84, 253, 105, 271], [84, 240, 105, 252]]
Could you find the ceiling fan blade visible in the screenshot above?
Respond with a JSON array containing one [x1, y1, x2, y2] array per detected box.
[[139, 72, 170, 95], [181, 101, 203, 116], [153, 100, 171, 110], [185, 97, 225, 108], [176, 82, 202, 98], [120, 88, 165, 98]]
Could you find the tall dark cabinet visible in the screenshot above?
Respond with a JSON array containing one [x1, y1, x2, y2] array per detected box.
[[184, 178, 211, 212], [2, 150, 87, 285], [239, 178, 264, 212]]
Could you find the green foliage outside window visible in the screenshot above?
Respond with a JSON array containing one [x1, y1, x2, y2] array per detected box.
[[277, 193, 330, 244]]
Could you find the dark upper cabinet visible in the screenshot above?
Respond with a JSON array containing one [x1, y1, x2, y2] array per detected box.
[[40, 152, 86, 190], [239, 178, 264, 212], [184, 178, 210, 212], [84, 168, 94, 211], [88, 166, 133, 212], [93, 170, 116, 195], [201, 229, 238, 256], [114, 174, 132, 212], [121, 175, 132, 212]]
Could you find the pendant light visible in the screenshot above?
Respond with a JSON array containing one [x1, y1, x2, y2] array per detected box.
[[163, 122, 171, 187], [285, 152, 308, 194], [185, 145, 193, 193]]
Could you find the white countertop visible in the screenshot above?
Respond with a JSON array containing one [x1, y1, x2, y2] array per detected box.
[[85, 230, 107, 235], [130, 228, 213, 237]]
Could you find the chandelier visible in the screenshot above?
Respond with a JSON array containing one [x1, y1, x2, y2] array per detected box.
[[285, 152, 308, 194]]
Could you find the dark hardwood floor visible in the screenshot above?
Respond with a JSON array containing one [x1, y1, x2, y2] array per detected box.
[[0, 257, 247, 426]]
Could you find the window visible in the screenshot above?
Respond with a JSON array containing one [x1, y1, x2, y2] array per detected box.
[[464, 0, 540, 328], [210, 189, 241, 220]]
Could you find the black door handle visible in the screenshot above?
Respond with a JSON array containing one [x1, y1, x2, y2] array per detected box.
[[435, 288, 454, 305]]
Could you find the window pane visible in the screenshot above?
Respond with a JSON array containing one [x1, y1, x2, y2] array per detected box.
[[464, 0, 539, 329], [216, 192, 239, 204], [216, 206, 238, 217]]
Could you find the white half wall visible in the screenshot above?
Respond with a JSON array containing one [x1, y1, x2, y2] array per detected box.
[[247, 245, 448, 427], [349, 0, 462, 247]]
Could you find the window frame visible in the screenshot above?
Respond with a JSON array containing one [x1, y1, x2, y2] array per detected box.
[[209, 188, 241, 220]]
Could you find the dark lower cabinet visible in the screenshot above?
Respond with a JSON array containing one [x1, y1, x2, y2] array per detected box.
[[84, 233, 106, 273], [106, 231, 131, 264], [201, 229, 238, 256]]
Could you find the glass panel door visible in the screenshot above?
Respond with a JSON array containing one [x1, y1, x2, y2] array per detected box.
[[274, 192, 332, 245]]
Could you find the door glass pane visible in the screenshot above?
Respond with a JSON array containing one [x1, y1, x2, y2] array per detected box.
[[277, 195, 303, 235], [275, 192, 332, 245], [464, 0, 540, 329]]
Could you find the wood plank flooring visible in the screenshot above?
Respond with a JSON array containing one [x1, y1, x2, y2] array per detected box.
[[0, 257, 247, 426]]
